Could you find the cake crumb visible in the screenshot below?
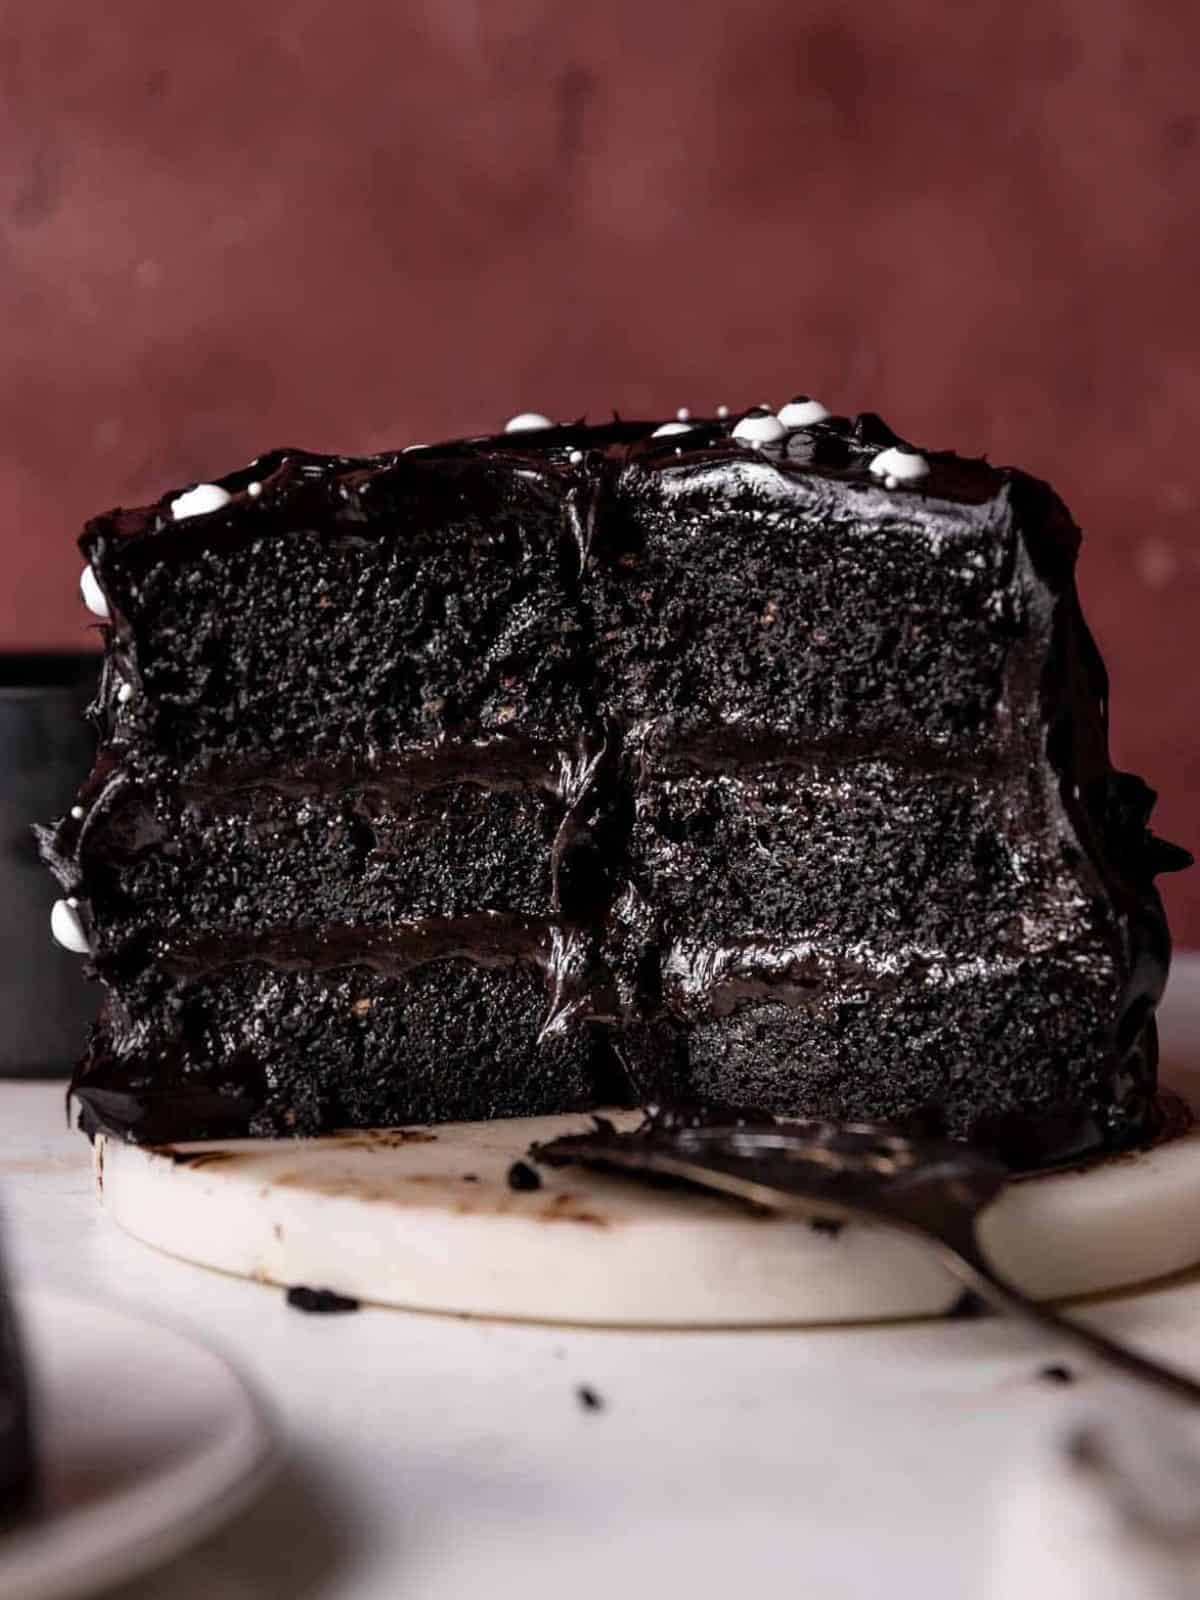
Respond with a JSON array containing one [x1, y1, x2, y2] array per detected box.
[[945, 1289, 990, 1320], [576, 1384, 604, 1412], [507, 1160, 542, 1192], [286, 1285, 361, 1314], [1039, 1363, 1076, 1385], [808, 1215, 843, 1237]]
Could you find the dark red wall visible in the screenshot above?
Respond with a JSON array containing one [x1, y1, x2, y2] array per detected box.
[[4, 0, 1198, 938]]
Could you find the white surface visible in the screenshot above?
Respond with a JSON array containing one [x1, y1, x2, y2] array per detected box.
[[983, 1391, 1200, 1600], [0, 1290, 275, 1600], [3, 956, 1200, 1599], [95, 1085, 1200, 1325]]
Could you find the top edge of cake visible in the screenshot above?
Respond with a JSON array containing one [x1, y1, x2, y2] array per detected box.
[[79, 407, 1045, 556]]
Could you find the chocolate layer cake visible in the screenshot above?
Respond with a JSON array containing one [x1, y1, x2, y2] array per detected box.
[[42, 403, 1190, 1165]]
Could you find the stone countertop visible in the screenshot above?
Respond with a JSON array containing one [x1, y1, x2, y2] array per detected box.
[[4, 954, 1200, 1599]]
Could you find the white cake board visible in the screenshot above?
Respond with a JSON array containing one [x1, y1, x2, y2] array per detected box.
[[93, 1052, 1200, 1326]]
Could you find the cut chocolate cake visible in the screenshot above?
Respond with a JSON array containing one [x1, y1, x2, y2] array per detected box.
[[42, 403, 1190, 1166]]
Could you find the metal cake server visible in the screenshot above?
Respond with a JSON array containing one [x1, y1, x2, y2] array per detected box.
[[534, 1114, 1200, 1405]]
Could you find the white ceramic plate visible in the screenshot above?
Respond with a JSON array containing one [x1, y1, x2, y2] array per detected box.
[[0, 1288, 276, 1600]]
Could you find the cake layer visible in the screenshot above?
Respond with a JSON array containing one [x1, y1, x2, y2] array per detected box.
[[591, 434, 1043, 748], [626, 747, 1062, 952], [41, 734, 628, 967], [83, 450, 596, 774], [69, 778, 564, 957], [76, 956, 613, 1141], [677, 954, 1152, 1165]]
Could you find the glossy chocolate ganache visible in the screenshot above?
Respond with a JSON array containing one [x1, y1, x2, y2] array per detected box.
[[41, 402, 1190, 1168]]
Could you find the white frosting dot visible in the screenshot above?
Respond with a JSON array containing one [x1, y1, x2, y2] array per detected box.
[[504, 412, 554, 433], [731, 410, 787, 446], [715, 405, 729, 419], [567, 449, 584, 465], [246, 480, 263, 498], [70, 805, 85, 821], [80, 566, 110, 620], [777, 396, 832, 428], [869, 445, 931, 485], [117, 682, 134, 705], [675, 407, 691, 421], [51, 898, 90, 955], [170, 483, 234, 520], [652, 422, 693, 437]]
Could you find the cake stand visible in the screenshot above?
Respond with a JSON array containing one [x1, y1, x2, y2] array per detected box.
[[92, 970, 1200, 1326]]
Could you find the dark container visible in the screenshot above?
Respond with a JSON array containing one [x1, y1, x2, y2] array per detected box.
[[0, 654, 99, 1077]]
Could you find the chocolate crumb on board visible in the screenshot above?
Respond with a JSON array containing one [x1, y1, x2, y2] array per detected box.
[[808, 1215, 844, 1237], [945, 1289, 991, 1320], [1039, 1363, 1076, 1385], [286, 1285, 361, 1314], [577, 1384, 605, 1412], [508, 1160, 542, 1192]]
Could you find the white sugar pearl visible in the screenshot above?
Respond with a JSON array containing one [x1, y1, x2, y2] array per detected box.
[[652, 422, 693, 437], [80, 566, 110, 620], [504, 412, 554, 433], [777, 396, 831, 428], [715, 404, 729, 419], [117, 682, 134, 705], [51, 898, 90, 955], [869, 445, 930, 485], [568, 449, 584, 464], [675, 407, 691, 421], [731, 410, 786, 446], [70, 805, 85, 821], [246, 480, 263, 498], [170, 483, 233, 520]]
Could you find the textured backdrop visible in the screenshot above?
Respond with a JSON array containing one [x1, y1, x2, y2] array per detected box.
[[3, 0, 1198, 938]]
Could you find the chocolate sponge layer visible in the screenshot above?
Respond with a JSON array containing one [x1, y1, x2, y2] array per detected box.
[[70, 774, 568, 961], [76, 956, 613, 1142], [85, 451, 598, 776]]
